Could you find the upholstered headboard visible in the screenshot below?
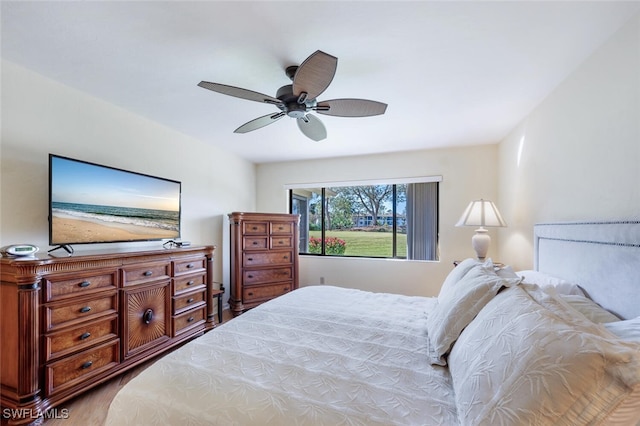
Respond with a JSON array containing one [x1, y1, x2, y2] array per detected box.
[[534, 221, 640, 320]]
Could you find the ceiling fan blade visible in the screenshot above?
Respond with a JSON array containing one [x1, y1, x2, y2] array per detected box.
[[315, 99, 388, 117], [198, 81, 282, 106], [297, 114, 327, 141], [292, 51, 338, 101], [234, 112, 285, 134]]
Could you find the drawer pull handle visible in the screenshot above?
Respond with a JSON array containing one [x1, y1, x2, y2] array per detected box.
[[278, 241, 284, 244], [252, 241, 258, 245], [187, 316, 195, 323], [247, 257, 253, 261], [81, 361, 93, 370], [283, 256, 288, 260], [80, 306, 92, 313], [247, 292, 253, 296], [187, 298, 194, 303], [247, 274, 254, 278], [186, 263, 194, 269], [80, 332, 91, 340], [187, 280, 194, 286], [252, 226, 258, 230], [79, 281, 91, 288], [143, 309, 154, 324], [143, 271, 153, 276]]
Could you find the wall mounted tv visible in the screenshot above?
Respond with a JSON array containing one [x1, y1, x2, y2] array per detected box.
[[49, 154, 181, 250]]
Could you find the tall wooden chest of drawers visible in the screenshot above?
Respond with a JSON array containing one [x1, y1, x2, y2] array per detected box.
[[0, 246, 215, 424], [228, 212, 299, 316]]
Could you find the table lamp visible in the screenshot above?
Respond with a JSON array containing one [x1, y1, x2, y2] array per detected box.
[[456, 199, 506, 260]]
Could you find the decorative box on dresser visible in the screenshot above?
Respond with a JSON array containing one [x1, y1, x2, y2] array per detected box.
[[228, 212, 299, 316], [0, 245, 216, 425]]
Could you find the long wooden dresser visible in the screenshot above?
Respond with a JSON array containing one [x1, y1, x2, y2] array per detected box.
[[0, 245, 216, 425], [228, 212, 299, 316]]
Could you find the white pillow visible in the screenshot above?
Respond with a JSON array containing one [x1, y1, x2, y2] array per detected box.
[[427, 264, 521, 366], [438, 258, 479, 301], [559, 294, 621, 323], [604, 317, 640, 342], [516, 270, 585, 296], [448, 284, 640, 425]]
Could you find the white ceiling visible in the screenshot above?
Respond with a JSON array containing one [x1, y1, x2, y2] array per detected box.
[[2, 1, 639, 163]]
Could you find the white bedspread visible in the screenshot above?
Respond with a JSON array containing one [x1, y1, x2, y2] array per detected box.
[[105, 285, 458, 425]]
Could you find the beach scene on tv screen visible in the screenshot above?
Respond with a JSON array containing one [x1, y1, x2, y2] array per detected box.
[[51, 157, 180, 244]]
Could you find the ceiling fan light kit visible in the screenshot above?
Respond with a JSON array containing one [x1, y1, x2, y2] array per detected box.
[[198, 50, 387, 141]]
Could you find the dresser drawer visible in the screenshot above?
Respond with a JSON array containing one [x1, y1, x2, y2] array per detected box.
[[173, 306, 206, 336], [44, 314, 118, 362], [243, 267, 292, 285], [270, 221, 294, 234], [122, 261, 171, 287], [122, 282, 171, 359], [243, 251, 293, 267], [270, 236, 293, 249], [45, 339, 119, 397], [174, 257, 206, 275], [243, 221, 268, 235], [243, 236, 268, 250], [173, 289, 206, 315], [43, 271, 118, 302], [243, 283, 292, 303], [45, 293, 118, 331], [173, 272, 206, 295]]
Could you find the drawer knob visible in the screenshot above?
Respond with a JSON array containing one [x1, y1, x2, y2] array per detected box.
[[187, 298, 194, 303], [187, 316, 195, 323], [186, 263, 194, 269], [81, 361, 93, 370], [252, 241, 258, 245], [247, 274, 254, 278], [80, 306, 92, 313], [79, 332, 91, 340], [283, 255, 288, 260], [143, 271, 153, 276], [247, 292, 253, 296], [143, 309, 154, 324], [247, 257, 253, 261], [187, 280, 194, 286], [79, 281, 91, 288], [252, 226, 258, 230]]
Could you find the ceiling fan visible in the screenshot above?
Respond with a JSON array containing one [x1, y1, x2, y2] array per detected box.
[[198, 50, 387, 141]]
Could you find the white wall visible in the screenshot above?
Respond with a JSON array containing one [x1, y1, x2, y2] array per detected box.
[[497, 13, 640, 270], [256, 145, 500, 297], [0, 60, 257, 305]]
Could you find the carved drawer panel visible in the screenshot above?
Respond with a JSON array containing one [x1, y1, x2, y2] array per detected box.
[[270, 236, 293, 249], [243, 236, 268, 250], [44, 314, 118, 362], [173, 306, 206, 336], [45, 339, 119, 397], [174, 257, 206, 275], [122, 261, 171, 287], [173, 273, 206, 295], [243, 267, 292, 285], [270, 221, 294, 234], [122, 283, 171, 359], [43, 271, 118, 302], [45, 293, 118, 331], [242, 221, 268, 235], [243, 283, 292, 303], [243, 251, 293, 267], [173, 289, 206, 315]]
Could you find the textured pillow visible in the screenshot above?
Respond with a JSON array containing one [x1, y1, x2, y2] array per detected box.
[[427, 264, 521, 366], [438, 258, 479, 301], [448, 284, 640, 425], [604, 317, 640, 342], [559, 294, 621, 323], [516, 270, 585, 296]]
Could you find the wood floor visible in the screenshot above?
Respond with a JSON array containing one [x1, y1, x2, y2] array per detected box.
[[41, 309, 233, 426]]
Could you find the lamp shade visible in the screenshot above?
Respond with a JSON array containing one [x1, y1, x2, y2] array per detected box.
[[456, 199, 507, 228]]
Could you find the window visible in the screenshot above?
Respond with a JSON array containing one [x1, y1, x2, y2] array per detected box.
[[289, 178, 439, 260]]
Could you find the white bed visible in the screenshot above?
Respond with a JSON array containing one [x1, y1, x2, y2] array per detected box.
[[106, 221, 640, 425]]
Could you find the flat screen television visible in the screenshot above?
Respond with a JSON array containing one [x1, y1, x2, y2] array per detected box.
[[49, 154, 181, 249]]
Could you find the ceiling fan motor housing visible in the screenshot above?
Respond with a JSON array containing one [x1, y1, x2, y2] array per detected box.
[[277, 84, 310, 118]]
